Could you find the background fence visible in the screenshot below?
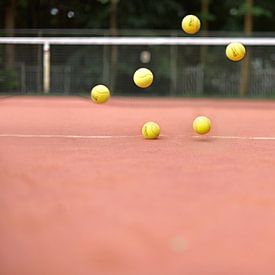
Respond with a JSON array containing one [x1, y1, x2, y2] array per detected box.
[[1, 32, 275, 97]]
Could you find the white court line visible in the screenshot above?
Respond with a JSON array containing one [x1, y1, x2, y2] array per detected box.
[[193, 135, 275, 141], [0, 133, 139, 139], [1, 133, 275, 141]]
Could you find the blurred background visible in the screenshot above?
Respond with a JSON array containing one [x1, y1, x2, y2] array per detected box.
[[0, 0, 275, 97]]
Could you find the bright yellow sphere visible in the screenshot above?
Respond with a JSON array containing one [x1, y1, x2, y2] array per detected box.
[[142, 121, 160, 139], [91, 84, 110, 104], [193, 116, 211, 135], [133, 68, 153, 88], [181, 15, 201, 35], [226, 42, 246, 62]]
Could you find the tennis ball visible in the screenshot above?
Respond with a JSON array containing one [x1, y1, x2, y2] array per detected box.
[[181, 15, 201, 35], [91, 84, 110, 104], [226, 42, 246, 62], [133, 68, 153, 88], [193, 116, 211, 135], [142, 121, 160, 139]]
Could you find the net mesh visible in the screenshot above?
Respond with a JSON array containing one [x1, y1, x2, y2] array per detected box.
[[1, 40, 275, 97]]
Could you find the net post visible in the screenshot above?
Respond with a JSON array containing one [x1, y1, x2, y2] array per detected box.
[[43, 42, 50, 94]]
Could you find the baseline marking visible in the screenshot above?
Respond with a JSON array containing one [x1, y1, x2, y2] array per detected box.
[[0, 134, 139, 139], [193, 135, 275, 141], [1, 133, 275, 141]]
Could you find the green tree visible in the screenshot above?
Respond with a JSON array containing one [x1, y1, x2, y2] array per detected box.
[[237, 0, 271, 96], [4, 0, 16, 69]]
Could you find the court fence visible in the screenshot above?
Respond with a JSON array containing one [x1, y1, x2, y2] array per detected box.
[[1, 35, 275, 97]]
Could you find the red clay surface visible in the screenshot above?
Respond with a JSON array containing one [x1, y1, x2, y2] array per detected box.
[[1, 96, 275, 275]]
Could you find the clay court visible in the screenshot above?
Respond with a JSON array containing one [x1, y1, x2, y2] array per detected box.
[[1, 96, 275, 275]]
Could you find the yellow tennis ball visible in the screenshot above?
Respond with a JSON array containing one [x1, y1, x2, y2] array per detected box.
[[142, 121, 160, 139], [193, 116, 211, 135], [91, 84, 110, 104], [133, 68, 153, 88], [226, 42, 246, 62], [181, 15, 201, 35]]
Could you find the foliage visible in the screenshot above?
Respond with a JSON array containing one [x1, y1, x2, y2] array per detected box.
[[1, 0, 275, 31], [237, 3, 272, 17], [0, 68, 18, 90]]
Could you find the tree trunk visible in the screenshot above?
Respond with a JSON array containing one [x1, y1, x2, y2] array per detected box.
[[4, 0, 16, 69], [109, 0, 119, 93], [240, 0, 253, 96], [30, 0, 39, 27], [200, 0, 210, 64]]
